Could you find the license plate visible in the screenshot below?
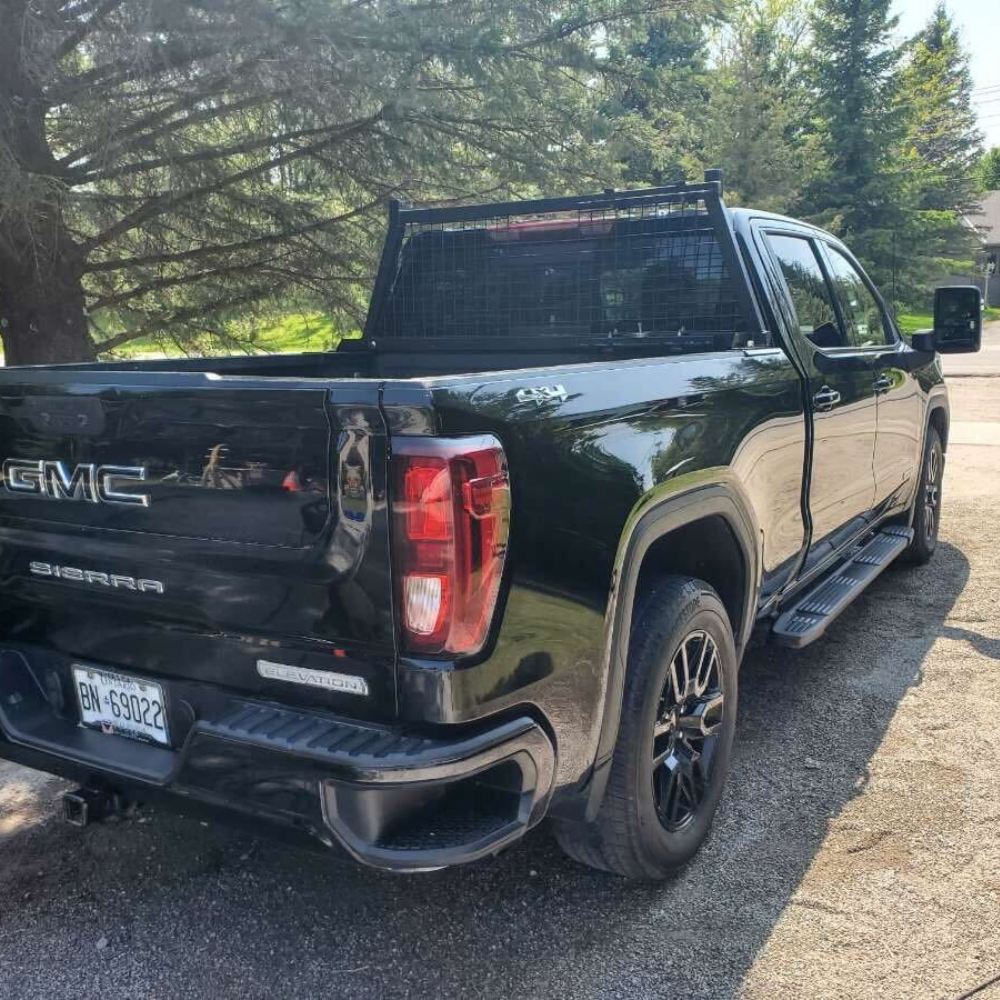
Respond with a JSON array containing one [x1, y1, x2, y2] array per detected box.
[[72, 665, 170, 747]]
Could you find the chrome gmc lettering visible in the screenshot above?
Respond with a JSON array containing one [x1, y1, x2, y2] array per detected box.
[[2, 460, 150, 507]]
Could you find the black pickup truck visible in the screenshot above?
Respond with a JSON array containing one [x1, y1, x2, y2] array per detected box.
[[0, 175, 982, 879]]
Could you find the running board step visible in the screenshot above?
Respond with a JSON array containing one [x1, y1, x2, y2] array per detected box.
[[772, 526, 913, 648]]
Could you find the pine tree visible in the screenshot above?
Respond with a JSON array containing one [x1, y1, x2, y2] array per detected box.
[[704, 0, 813, 213], [896, 2, 983, 298], [602, 8, 720, 186], [798, 0, 910, 290], [0, 0, 655, 364]]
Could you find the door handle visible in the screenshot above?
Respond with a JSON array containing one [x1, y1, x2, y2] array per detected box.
[[812, 385, 842, 411], [873, 373, 893, 393]]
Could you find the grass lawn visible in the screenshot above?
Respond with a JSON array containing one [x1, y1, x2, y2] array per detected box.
[[897, 306, 1000, 335], [249, 311, 355, 352], [102, 311, 360, 359], [896, 311, 933, 334]]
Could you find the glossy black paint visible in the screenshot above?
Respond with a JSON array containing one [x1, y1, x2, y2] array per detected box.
[[0, 643, 554, 870], [392, 347, 807, 798], [0, 195, 954, 866], [0, 374, 398, 720]]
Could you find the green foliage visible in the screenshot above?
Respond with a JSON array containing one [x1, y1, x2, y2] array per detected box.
[[980, 148, 1000, 191], [602, 6, 720, 185], [251, 313, 356, 354], [902, 3, 982, 212], [796, 0, 910, 288], [0, 0, 991, 362], [895, 311, 934, 334], [108, 310, 358, 358], [703, 0, 814, 212], [897, 306, 1000, 334], [892, 2, 983, 300], [795, 0, 983, 304], [2, 0, 650, 362]]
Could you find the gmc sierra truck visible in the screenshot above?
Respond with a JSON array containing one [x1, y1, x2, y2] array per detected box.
[[0, 174, 982, 879]]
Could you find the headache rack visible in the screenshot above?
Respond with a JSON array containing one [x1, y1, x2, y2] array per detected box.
[[364, 171, 765, 356]]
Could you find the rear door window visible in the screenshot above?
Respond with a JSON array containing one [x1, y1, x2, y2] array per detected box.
[[821, 246, 894, 348], [766, 234, 845, 349]]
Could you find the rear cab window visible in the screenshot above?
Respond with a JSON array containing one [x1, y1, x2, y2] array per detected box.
[[374, 205, 757, 348]]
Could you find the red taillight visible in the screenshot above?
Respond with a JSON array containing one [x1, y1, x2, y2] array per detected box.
[[486, 218, 615, 241], [391, 436, 510, 656]]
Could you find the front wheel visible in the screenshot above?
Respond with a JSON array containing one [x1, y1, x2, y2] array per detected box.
[[552, 576, 737, 880], [904, 425, 944, 565]]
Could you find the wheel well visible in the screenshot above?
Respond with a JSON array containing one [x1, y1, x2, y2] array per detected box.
[[929, 405, 949, 451], [634, 514, 747, 639]]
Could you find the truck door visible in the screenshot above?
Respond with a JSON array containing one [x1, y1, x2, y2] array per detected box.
[[762, 231, 879, 562], [817, 242, 923, 515]]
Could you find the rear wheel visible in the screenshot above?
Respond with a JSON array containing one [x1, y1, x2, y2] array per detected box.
[[552, 575, 737, 880], [904, 425, 944, 565]]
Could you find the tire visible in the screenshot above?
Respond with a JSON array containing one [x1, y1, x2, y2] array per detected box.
[[552, 575, 738, 880], [904, 425, 944, 565]]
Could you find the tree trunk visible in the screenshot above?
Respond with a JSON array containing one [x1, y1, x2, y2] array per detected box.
[[0, 255, 95, 366], [0, 0, 95, 367]]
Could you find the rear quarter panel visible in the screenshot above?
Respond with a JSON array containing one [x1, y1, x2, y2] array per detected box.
[[388, 348, 807, 792]]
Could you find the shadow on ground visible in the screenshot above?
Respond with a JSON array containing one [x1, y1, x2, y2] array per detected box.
[[0, 542, 970, 999]]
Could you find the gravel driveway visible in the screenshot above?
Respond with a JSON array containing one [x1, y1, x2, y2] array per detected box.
[[1, 379, 998, 1000]]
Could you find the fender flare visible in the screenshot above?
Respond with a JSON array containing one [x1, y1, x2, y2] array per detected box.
[[906, 391, 949, 523], [583, 484, 759, 821], [925, 392, 950, 451]]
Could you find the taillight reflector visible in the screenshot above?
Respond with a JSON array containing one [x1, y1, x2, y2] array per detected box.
[[391, 436, 510, 656]]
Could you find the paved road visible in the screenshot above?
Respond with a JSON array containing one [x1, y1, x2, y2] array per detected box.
[[2, 382, 1000, 999]]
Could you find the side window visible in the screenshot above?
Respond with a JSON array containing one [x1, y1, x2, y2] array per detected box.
[[822, 246, 893, 348], [766, 234, 845, 349]]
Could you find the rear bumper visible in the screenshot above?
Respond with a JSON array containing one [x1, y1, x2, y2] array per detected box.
[[0, 646, 555, 871]]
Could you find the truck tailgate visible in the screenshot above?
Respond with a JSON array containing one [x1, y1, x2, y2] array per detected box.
[[0, 372, 396, 718]]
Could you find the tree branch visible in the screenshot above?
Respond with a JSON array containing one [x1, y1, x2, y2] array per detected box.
[[52, 0, 125, 61], [72, 120, 359, 184], [57, 57, 285, 167], [88, 256, 283, 310], [79, 107, 390, 253], [84, 195, 389, 273], [93, 285, 275, 352], [46, 38, 226, 104]]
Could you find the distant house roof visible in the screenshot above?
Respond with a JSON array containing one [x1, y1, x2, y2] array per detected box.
[[967, 191, 1000, 248]]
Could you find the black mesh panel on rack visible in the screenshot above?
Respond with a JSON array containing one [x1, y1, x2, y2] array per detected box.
[[370, 186, 760, 348]]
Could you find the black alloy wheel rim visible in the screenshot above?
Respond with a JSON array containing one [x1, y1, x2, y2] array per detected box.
[[924, 446, 940, 543], [652, 629, 725, 831]]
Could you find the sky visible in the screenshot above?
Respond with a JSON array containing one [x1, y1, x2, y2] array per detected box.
[[894, 0, 1000, 149]]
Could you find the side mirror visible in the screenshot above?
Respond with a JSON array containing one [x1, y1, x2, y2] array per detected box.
[[933, 285, 982, 353], [910, 330, 936, 352]]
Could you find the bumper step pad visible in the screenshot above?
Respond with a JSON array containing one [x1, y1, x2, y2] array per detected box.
[[0, 642, 555, 870], [772, 526, 912, 648]]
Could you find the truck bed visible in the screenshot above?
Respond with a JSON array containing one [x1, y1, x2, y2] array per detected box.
[[41, 331, 740, 381]]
